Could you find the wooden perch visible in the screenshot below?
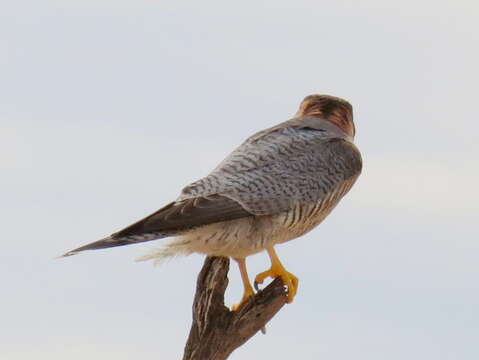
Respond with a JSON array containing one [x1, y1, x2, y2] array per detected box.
[[183, 256, 288, 360]]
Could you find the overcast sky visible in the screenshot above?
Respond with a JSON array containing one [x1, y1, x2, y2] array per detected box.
[[1, 1, 478, 359]]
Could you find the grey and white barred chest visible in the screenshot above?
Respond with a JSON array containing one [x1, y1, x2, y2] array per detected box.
[[181, 176, 357, 258]]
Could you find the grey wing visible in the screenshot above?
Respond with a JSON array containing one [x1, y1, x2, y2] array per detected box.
[[179, 126, 362, 215]]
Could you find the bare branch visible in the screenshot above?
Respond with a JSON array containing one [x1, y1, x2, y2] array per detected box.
[[183, 256, 288, 360]]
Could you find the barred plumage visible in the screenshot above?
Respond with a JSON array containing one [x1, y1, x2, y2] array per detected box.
[[63, 94, 362, 307]]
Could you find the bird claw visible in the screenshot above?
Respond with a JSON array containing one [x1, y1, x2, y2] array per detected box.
[[254, 266, 299, 303]]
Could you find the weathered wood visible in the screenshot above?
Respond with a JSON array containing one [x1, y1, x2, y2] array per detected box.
[[183, 256, 288, 360]]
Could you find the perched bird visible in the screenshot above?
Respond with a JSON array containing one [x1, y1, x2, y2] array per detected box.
[[63, 94, 362, 308]]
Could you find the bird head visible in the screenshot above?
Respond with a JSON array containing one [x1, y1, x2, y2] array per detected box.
[[295, 94, 355, 137]]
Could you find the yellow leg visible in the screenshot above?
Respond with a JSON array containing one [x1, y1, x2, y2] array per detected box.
[[231, 257, 255, 311], [254, 247, 299, 303]]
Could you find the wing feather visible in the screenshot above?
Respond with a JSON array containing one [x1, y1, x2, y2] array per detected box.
[[179, 124, 362, 216], [113, 195, 252, 237]]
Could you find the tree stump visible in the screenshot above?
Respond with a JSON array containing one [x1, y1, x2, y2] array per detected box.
[[183, 256, 288, 360]]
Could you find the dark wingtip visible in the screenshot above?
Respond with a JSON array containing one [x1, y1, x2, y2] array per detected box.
[[59, 250, 79, 258], [57, 237, 114, 259], [55, 249, 82, 259], [58, 232, 168, 260], [57, 235, 138, 260]]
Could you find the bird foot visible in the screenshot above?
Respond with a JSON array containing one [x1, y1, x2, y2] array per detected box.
[[254, 265, 299, 303], [231, 287, 255, 311]]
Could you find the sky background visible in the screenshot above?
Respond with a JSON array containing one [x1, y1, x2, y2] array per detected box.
[[1, 1, 478, 359]]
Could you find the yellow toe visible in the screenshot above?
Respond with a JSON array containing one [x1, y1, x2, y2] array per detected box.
[[231, 257, 256, 311], [254, 247, 299, 303], [231, 286, 255, 311], [254, 266, 299, 303]]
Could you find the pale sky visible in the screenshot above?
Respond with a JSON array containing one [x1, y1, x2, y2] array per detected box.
[[1, 1, 478, 359]]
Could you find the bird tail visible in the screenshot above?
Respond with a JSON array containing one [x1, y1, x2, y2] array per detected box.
[[61, 232, 171, 257]]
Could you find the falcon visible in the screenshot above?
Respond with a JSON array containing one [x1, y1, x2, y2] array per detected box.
[[63, 94, 362, 309]]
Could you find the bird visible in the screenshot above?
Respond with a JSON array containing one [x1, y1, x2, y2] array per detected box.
[[63, 94, 362, 309]]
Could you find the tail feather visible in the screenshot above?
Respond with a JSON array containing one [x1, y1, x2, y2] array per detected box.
[[61, 232, 171, 257]]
